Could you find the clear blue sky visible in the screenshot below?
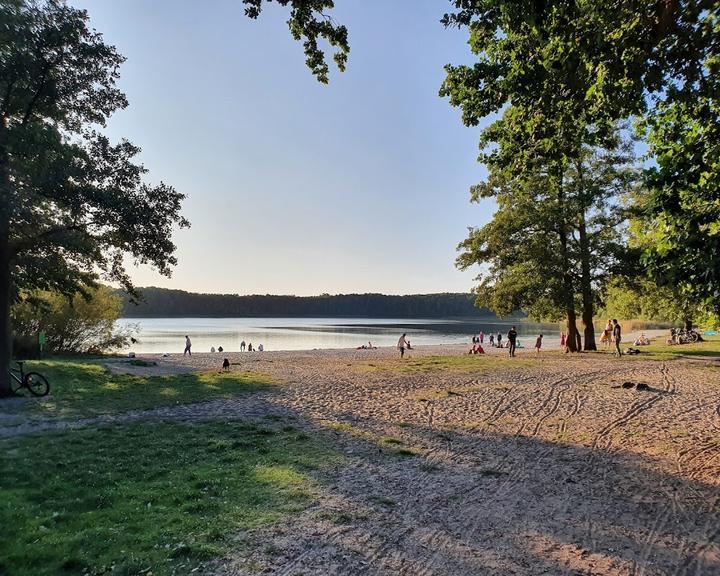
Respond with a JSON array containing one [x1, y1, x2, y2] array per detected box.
[[72, 0, 493, 296]]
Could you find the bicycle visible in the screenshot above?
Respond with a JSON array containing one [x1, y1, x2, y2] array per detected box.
[[10, 361, 49, 397]]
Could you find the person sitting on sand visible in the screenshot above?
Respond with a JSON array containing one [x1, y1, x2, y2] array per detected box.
[[634, 333, 650, 346], [210, 346, 216, 353], [469, 343, 485, 355], [368, 341, 375, 349], [535, 334, 543, 355], [397, 333, 408, 358], [247, 343, 253, 352]]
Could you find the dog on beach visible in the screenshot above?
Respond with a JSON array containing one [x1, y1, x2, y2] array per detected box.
[[222, 358, 230, 371]]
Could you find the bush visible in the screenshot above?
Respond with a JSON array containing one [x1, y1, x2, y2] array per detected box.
[[12, 286, 136, 355]]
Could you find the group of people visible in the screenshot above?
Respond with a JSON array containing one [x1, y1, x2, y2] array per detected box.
[[182, 336, 263, 355], [469, 327, 545, 356], [240, 341, 262, 352]]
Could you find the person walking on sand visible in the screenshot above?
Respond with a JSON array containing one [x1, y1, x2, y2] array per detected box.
[[507, 326, 518, 357], [489, 334, 495, 347], [535, 333, 543, 356], [184, 335, 192, 356], [612, 319, 622, 357], [397, 333, 408, 358]]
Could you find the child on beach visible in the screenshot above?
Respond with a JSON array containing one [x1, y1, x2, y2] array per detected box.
[[535, 334, 543, 355], [560, 332, 566, 348]]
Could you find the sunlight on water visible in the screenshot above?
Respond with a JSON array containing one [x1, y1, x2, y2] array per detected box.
[[117, 318, 559, 353]]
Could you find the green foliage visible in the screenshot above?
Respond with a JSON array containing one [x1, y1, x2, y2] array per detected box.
[[0, 0, 188, 298], [242, 0, 349, 84], [634, 6, 720, 315], [12, 286, 132, 354], [441, 0, 718, 344], [599, 279, 687, 323], [11, 360, 276, 417], [0, 420, 340, 576]]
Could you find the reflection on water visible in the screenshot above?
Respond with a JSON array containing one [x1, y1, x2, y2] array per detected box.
[[117, 317, 559, 354]]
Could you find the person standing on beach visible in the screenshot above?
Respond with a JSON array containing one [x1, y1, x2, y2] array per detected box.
[[489, 334, 495, 347], [479, 331, 485, 344], [535, 334, 543, 356], [612, 319, 622, 357], [507, 326, 518, 357], [184, 335, 192, 356], [497, 332, 502, 348], [240, 340, 246, 352], [397, 333, 408, 358]]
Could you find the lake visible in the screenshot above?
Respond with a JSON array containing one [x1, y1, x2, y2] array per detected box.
[[117, 317, 559, 354]]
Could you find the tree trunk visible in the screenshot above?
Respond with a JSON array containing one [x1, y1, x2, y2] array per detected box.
[[0, 223, 11, 397], [578, 212, 597, 350], [0, 115, 12, 397], [557, 167, 579, 352]]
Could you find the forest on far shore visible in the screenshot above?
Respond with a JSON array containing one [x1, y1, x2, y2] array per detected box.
[[120, 288, 499, 319]]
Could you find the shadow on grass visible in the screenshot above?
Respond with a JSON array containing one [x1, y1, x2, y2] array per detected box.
[[5, 360, 276, 417], [0, 419, 342, 576]]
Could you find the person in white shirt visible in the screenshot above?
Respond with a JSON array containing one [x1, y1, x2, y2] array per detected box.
[[397, 333, 408, 358], [258, 344, 264, 352]]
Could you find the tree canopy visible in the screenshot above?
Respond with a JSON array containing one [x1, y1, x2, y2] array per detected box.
[[0, 0, 188, 395]]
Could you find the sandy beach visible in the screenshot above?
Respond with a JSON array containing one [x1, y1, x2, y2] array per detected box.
[[74, 337, 719, 576]]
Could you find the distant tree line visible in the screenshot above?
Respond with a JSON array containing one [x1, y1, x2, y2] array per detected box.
[[121, 288, 496, 319]]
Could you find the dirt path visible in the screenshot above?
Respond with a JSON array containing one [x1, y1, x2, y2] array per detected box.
[[3, 350, 719, 575]]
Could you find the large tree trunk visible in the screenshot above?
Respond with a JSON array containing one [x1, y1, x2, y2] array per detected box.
[[0, 223, 11, 397], [557, 167, 579, 352], [578, 212, 597, 350], [0, 115, 12, 397]]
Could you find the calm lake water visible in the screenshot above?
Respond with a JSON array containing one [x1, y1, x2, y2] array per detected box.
[[117, 317, 559, 354]]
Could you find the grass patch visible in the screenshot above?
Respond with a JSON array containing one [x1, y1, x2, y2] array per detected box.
[[379, 436, 404, 445], [9, 360, 276, 417], [360, 355, 535, 375], [0, 420, 341, 576], [632, 335, 720, 360], [368, 495, 396, 507]]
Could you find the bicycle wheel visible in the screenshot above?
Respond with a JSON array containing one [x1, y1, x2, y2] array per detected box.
[[10, 375, 26, 396], [24, 372, 49, 397], [689, 331, 699, 343]]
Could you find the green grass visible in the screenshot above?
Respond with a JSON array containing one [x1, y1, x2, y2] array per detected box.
[[359, 355, 536, 375], [0, 420, 341, 576], [11, 360, 276, 417], [640, 335, 720, 359]]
